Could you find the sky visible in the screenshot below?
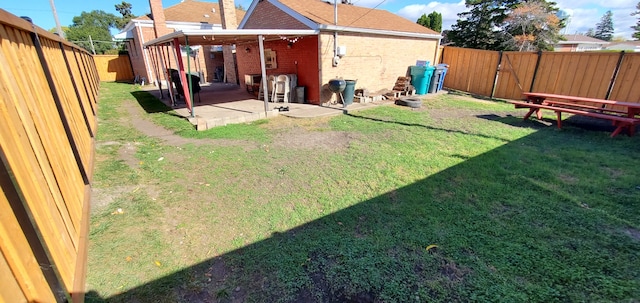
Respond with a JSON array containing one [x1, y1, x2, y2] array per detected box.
[[3, 0, 639, 39]]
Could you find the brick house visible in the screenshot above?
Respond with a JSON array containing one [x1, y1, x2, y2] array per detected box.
[[115, 0, 246, 84], [236, 0, 441, 104], [553, 35, 609, 52]]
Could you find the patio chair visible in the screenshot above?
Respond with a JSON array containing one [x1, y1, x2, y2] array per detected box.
[[258, 75, 276, 101], [272, 74, 290, 103]]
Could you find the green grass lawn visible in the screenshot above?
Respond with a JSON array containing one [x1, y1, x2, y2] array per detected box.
[[86, 82, 640, 303]]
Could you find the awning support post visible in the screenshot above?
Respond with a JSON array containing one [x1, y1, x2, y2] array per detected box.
[[185, 35, 194, 118], [173, 38, 194, 116], [258, 34, 269, 113]]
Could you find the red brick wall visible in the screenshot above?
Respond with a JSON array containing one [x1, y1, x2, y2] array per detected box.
[[236, 35, 320, 103], [243, 1, 310, 30]]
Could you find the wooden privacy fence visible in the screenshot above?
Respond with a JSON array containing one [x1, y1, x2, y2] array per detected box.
[[1, 9, 98, 303], [94, 54, 134, 82], [441, 46, 640, 104]]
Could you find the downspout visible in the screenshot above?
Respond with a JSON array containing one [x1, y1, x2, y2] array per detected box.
[[333, 0, 338, 67], [137, 22, 154, 84], [434, 37, 441, 65]]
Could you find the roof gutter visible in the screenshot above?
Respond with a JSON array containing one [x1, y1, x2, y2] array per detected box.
[[143, 29, 319, 47], [319, 24, 441, 40]]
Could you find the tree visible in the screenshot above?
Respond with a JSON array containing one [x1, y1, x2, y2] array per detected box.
[[585, 28, 595, 38], [417, 13, 431, 29], [448, 0, 564, 51], [48, 26, 69, 34], [448, 0, 512, 50], [66, 10, 118, 54], [114, 1, 135, 30], [416, 11, 442, 32], [503, 1, 562, 51], [594, 10, 614, 41], [428, 11, 443, 32], [631, 2, 640, 40]]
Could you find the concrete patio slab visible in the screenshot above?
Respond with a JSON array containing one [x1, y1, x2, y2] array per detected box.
[[141, 82, 398, 130]]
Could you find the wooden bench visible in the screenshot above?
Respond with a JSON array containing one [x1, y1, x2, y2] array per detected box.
[[508, 93, 640, 137]]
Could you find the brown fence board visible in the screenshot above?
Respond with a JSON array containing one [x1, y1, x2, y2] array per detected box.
[[65, 46, 97, 135], [1, 24, 81, 242], [442, 47, 498, 97], [41, 38, 93, 182], [94, 54, 134, 81], [0, 183, 57, 303], [532, 52, 619, 99], [0, 254, 27, 303], [494, 52, 538, 99], [610, 53, 640, 103], [1, 9, 98, 300], [443, 46, 639, 104]]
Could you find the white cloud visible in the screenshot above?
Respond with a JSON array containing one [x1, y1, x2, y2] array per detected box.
[[395, 0, 466, 31], [555, 0, 638, 38]]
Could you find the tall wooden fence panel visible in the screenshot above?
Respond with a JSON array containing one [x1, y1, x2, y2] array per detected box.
[[494, 52, 539, 100], [441, 47, 500, 97], [533, 52, 619, 99], [0, 9, 98, 303], [94, 54, 134, 82], [440, 46, 640, 104], [609, 53, 640, 108]]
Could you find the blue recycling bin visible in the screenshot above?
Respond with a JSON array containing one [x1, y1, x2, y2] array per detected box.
[[437, 64, 449, 92], [410, 66, 435, 95]]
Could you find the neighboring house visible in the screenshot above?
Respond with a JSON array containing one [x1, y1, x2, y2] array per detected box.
[[605, 41, 640, 52], [115, 0, 245, 83], [235, 0, 441, 104], [554, 34, 609, 52]]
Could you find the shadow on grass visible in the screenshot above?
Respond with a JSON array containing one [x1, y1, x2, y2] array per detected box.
[[346, 113, 511, 143], [130, 91, 182, 116], [85, 116, 640, 302], [477, 113, 637, 135]]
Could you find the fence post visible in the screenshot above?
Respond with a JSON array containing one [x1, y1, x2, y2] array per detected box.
[[529, 50, 543, 93], [605, 51, 625, 100], [490, 51, 502, 99]]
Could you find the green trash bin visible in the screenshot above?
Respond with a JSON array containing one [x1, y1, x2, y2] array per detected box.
[[342, 79, 357, 106], [410, 66, 435, 95]]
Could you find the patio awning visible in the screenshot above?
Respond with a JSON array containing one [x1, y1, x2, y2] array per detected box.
[[143, 29, 318, 47], [143, 29, 318, 118]]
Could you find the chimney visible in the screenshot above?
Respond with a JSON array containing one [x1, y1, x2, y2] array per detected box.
[[219, 0, 238, 84], [219, 0, 238, 30], [149, 0, 171, 37]]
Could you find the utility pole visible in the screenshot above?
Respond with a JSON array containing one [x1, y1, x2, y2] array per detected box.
[[88, 35, 96, 55], [49, 0, 65, 38]]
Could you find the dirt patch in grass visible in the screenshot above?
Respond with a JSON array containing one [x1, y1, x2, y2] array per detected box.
[[271, 129, 356, 151], [90, 184, 159, 214], [118, 142, 141, 169]]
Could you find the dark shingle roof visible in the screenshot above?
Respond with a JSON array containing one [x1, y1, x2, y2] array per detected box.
[[276, 0, 438, 35]]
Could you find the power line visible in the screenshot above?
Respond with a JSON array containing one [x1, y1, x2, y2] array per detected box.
[[345, 0, 388, 28]]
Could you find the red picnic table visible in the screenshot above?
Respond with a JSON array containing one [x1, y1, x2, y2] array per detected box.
[[507, 93, 640, 137]]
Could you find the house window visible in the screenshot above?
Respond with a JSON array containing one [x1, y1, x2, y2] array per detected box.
[[265, 49, 277, 69]]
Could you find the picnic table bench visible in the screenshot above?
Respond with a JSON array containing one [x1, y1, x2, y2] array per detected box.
[[507, 92, 640, 137]]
